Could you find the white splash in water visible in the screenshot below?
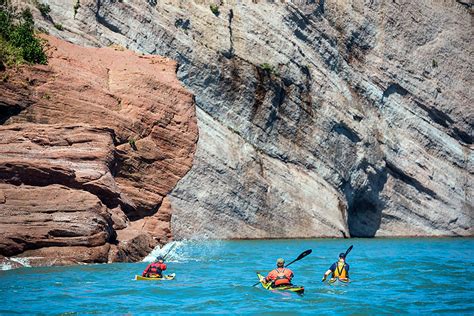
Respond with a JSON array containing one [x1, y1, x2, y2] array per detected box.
[[0, 256, 34, 270], [142, 239, 226, 263], [10, 257, 32, 267], [142, 241, 185, 262], [1, 262, 13, 271]]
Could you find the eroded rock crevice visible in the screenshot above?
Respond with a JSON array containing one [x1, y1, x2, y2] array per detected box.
[[225, 9, 235, 58]]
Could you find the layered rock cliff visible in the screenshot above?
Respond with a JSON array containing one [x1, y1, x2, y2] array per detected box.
[[0, 35, 198, 266], [10, 0, 474, 242]]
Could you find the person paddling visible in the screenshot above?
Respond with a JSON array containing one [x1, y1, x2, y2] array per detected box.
[[262, 258, 294, 287], [322, 252, 350, 282], [142, 256, 167, 278]]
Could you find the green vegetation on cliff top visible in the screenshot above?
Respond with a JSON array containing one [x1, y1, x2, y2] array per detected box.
[[0, 1, 47, 66]]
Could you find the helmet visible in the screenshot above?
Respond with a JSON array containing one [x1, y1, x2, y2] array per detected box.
[[339, 253, 346, 259], [156, 256, 164, 262], [276, 258, 285, 265]]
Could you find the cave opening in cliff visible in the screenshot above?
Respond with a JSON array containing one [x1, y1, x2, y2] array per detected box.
[[347, 197, 382, 238]]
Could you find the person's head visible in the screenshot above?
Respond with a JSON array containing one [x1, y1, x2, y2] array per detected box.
[[156, 256, 164, 263], [276, 258, 285, 267], [338, 253, 346, 261]]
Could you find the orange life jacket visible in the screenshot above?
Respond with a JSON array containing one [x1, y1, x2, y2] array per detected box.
[[268, 268, 293, 286]]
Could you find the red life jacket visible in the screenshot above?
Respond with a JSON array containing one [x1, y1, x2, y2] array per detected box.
[[143, 262, 166, 277]]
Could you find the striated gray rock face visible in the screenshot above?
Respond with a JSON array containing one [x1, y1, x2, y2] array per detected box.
[[32, 0, 472, 237]]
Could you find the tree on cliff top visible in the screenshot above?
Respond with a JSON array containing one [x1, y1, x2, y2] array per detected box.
[[0, 1, 47, 66]]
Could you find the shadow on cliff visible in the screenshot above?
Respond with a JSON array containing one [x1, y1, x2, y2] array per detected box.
[[347, 194, 384, 237], [344, 162, 388, 238]]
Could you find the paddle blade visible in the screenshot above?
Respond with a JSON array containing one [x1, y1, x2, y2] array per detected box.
[[252, 272, 263, 287], [296, 249, 312, 261], [344, 245, 353, 257], [285, 249, 312, 267]]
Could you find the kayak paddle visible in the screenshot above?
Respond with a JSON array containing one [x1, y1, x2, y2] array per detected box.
[[252, 249, 312, 287], [284, 249, 312, 268], [344, 245, 353, 258]]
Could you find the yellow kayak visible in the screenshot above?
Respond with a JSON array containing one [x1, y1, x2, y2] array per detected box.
[[328, 277, 350, 285], [134, 273, 176, 281], [257, 273, 304, 294]]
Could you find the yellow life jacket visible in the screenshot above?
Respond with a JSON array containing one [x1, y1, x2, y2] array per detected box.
[[333, 261, 347, 279]]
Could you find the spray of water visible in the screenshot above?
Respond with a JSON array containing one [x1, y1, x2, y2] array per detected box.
[[0, 257, 33, 270], [141, 239, 225, 263], [1, 262, 13, 271], [142, 240, 186, 262], [10, 257, 32, 267]]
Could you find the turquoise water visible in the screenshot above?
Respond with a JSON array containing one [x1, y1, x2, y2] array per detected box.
[[1, 238, 473, 315]]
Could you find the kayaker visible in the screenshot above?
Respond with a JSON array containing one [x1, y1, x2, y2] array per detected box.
[[322, 252, 350, 282], [262, 258, 294, 287], [142, 256, 167, 278]]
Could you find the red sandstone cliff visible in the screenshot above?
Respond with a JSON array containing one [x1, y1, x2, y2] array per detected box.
[[0, 35, 198, 267]]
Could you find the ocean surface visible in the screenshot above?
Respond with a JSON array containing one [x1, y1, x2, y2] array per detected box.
[[1, 238, 473, 315]]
